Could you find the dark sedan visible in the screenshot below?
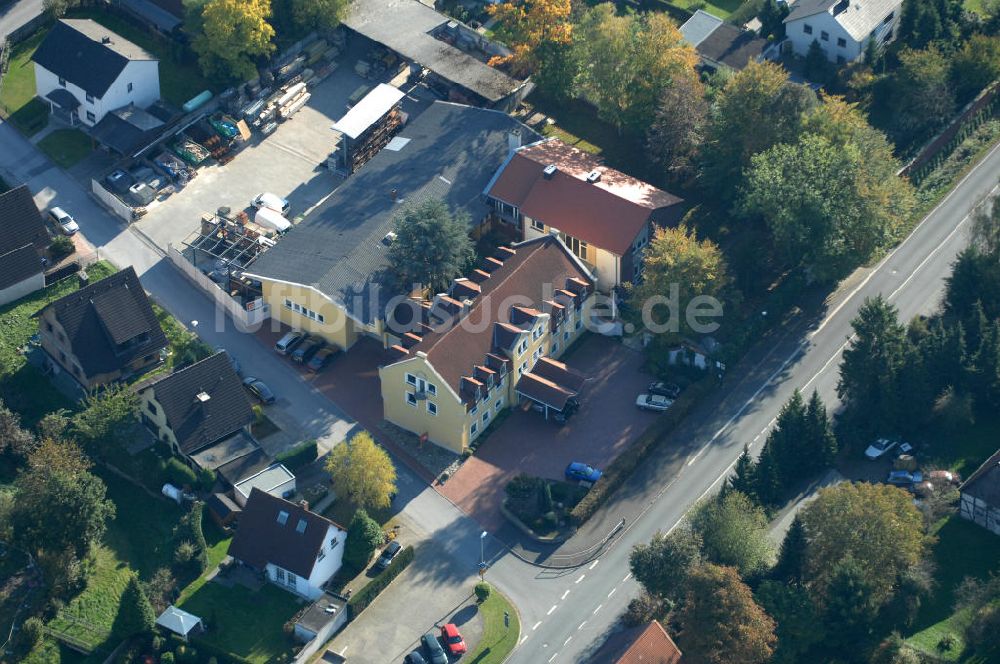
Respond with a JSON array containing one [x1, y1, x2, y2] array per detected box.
[[242, 376, 275, 404]]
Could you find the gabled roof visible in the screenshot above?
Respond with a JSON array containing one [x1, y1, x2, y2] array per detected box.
[[228, 489, 343, 578], [40, 266, 167, 378], [0, 244, 43, 291], [680, 9, 724, 46], [0, 185, 49, 255], [385, 234, 594, 405], [960, 448, 1000, 507], [31, 19, 157, 98], [590, 620, 683, 664], [245, 102, 539, 324], [695, 21, 768, 70], [91, 104, 166, 156], [487, 139, 684, 256], [140, 351, 254, 455], [784, 0, 902, 42]]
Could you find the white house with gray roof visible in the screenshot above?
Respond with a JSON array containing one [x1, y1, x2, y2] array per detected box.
[[783, 0, 901, 63]]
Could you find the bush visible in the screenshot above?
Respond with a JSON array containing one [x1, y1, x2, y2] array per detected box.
[[49, 236, 75, 261], [343, 509, 385, 570], [161, 654, 175, 664], [172, 503, 208, 572], [570, 376, 717, 525], [347, 545, 415, 618], [275, 439, 317, 471], [164, 457, 198, 488], [475, 581, 492, 602], [198, 467, 216, 491], [16, 617, 43, 656]]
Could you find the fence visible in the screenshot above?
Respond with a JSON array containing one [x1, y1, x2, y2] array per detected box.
[[167, 244, 270, 331], [900, 80, 1000, 182], [91, 178, 139, 222]]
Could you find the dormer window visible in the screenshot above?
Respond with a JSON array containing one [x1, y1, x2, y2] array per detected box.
[[296, 519, 307, 534], [277, 510, 289, 525]]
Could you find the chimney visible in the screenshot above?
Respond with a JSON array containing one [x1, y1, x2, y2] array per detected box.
[[543, 164, 557, 180], [390, 188, 399, 202], [102, 36, 112, 44], [299, 499, 309, 511], [507, 130, 522, 155], [586, 169, 602, 183]]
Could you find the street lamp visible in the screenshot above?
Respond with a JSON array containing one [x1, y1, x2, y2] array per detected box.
[[479, 531, 488, 579]]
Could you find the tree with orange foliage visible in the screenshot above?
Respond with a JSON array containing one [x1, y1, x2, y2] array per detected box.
[[487, 0, 573, 77]]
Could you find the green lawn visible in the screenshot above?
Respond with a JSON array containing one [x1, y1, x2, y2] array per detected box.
[[0, 30, 49, 136], [176, 521, 233, 605], [465, 590, 520, 664], [37, 128, 93, 168], [905, 515, 1000, 660], [151, 302, 214, 375], [178, 583, 301, 664], [923, 413, 1000, 478], [65, 8, 215, 106], [0, 260, 116, 426], [663, 0, 747, 19], [965, 0, 986, 14]]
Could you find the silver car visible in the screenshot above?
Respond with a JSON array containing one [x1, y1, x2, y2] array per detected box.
[[49, 207, 79, 235], [636, 393, 673, 412]]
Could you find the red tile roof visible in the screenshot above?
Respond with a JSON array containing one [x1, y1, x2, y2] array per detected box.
[[591, 620, 683, 664], [487, 139, 684, 255]]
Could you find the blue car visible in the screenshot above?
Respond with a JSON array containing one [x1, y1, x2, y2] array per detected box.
[[887, 470, 923, 486], [566, 462, 602, 483]]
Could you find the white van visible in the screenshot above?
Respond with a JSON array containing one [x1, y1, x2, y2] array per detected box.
[[252, 192, 290, 216], [254, 206, 292, 234]]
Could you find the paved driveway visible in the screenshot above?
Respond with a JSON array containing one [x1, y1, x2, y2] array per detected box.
[[440, 335, 660, 532], [0, 0, 42, 41]]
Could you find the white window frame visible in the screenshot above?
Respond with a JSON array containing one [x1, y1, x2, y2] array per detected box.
[[275, 567, 285, 582], [406, 392, 417, 407], [531, 219, 545, 231], [471, 404, 479, 415], [427, 402, 438, 416], [495, 400, 502, 413], [471, 422, 478, 435], [427, 382, 437, 396], [482, 411, 490, 424], [406, 373, 417, 386]]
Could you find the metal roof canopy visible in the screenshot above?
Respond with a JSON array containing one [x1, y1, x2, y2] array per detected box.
[[182, 217, 266, 270], [331, 83, 405, 139]]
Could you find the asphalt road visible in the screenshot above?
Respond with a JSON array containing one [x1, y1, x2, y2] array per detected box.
[[2, 112, 998, 663], [497, 141, 1000, 663], [0, 0, 42, 41]]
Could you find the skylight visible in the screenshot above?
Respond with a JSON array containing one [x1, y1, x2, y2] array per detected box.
[[277, 510, 289, 525], [296, 519, 307, 534]]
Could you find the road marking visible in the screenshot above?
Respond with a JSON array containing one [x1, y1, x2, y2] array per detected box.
[[608, 587, 618, 598], [520, 635, 529, 645], [593, 604, 603, 615], [575, 574, 586, 584], [564, 636, 573, 646], [548, 654, 558, 662], [623, 572, 632, 582], [589, 559, 600, 570], [533, 621, 542, 631], [561, 589, 570, 600], [578, 621, 588, 630], [547, 604, 558, 616]]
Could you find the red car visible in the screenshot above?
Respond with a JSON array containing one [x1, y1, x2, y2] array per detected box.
[[440, 623, 467, 655]]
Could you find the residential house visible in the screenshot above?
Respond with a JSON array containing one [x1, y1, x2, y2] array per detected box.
[[135, 351, 255, 462], [379, 234, 595, 454], [959, 448, 1000, 535], [37, 266, 167, 388], [680, 10, 773, 72], [0, 185, 49, 306], [32, 19, 160, 127], [485, 138, 685, 292], [243, 101, 539, 352], [783, 0, 901, 64], [233, 463, 296, 507], [228, 488, 347, 600], [589, 620, 683, 664]]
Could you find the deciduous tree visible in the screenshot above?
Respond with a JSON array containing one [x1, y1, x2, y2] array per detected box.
[[72, 383, 138, 451], [575, 4, 699, 133], [0, 399, 37, 459], [798, 482, 927, 608], [951, 34, 1000, 103], [629, 524, 703, 604], [325, 431, 398, 511], [677, 563, 777, 664], [487, 0, 573, 78], [888, 47, 956, 142], [646, 76, 709, 183], [690, 491, 774, 578], [192, 0, 276, 83], [291, 0, 347, 31], [387, 199, 475, 295]]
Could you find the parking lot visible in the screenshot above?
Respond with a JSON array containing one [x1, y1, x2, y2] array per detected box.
[[133, 38, 434, 252], [439, 334, 661, 532]]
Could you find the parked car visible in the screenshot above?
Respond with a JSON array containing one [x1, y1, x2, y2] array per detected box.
[[292, 337, 325, 363], [48, 207, 79, 235], [440, 623, 467, 656], [648, 381, 681, 399], [374, 540, 402, 571], [421, 632, 447, 664], [864, 438, 899, 460], [242, 376, 275, 404], [887, 470, 923, 486], [566, 462, 602, 483], [404, 653, 427, 664], [252, 192, 291, 216], [307, 346, 339, 372], [275, 330, 306, 355], [636, 393, 673, 412]]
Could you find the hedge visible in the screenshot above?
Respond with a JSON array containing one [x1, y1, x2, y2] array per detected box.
[[164, 457, 198, 488], [569, 375, 718, 525], [347, 545, 415, 619], [275, 439, 317, 471]]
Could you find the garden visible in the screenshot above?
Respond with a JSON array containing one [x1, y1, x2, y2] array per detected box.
[[503, 474, 588, 539], [0, 30, 49, 136]]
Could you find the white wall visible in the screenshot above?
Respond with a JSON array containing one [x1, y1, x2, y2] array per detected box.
[[34, 58, 159, 126], [263, 525, 346, 600], [0, 271, 44, 307], [785, 13, 861, 62]]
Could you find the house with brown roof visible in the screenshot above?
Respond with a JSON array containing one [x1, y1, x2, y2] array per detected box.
[[228, 488, 347, 599], [378, 234, 595, 454], [959, 448, 1000, 535], [485, 138, 685, 292], [37, 266, 167, 388], [589, 620, 683, 664], [0, 185, 49, 306]]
